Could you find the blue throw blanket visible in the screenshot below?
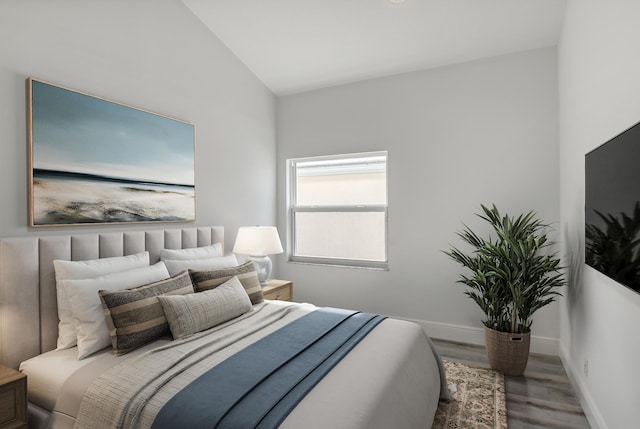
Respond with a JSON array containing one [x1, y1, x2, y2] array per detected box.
[[151, 308, 386, 429]]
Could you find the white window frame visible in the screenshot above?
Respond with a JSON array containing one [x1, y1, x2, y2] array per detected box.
[[287, 151, 389, 270]]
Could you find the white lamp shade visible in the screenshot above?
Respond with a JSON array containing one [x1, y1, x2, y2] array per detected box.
[[233, 226, 283, 256]]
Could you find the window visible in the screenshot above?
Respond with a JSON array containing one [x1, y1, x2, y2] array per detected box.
[[288, 151, 388, 269]]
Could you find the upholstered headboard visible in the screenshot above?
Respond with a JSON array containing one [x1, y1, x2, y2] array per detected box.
[[0, 226, 224, 369]]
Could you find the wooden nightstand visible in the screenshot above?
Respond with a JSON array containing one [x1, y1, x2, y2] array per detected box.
[[0, 365, 27, 429], [262, 279, 293, 302]]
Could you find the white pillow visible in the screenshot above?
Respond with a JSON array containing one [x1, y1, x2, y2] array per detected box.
[[160, 243, 223, 261], [158, 276, 252, 339], [64, 262, 170, 360], [53, 252, 150, 350], [163, 254, 239, 276]]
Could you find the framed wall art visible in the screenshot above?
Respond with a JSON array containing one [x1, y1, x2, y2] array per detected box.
[[27, 78, 195, 227]]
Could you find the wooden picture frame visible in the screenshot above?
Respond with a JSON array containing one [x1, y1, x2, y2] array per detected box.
[[27, 78, 195, 227]]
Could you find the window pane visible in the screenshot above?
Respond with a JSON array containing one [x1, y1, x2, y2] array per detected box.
[[295, 156, 386, 206], [295, 211, 386, 261]]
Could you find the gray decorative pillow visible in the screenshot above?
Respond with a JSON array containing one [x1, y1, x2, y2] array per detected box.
[[99, 270, 194, 355], [158, 276, 252, 339], [189, 261, 263, 304]]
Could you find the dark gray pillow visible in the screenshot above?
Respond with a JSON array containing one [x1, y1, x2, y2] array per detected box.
[[99, 270, 194, 355], [189, 261, 264, 304]]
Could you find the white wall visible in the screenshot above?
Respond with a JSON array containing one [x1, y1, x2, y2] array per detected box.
[[0, 0, 276, 251], [277, 47, 561, 353], [559, 1, 640, 428]]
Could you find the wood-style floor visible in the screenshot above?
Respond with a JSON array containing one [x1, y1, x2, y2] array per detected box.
[[431, 339, 591, 429]]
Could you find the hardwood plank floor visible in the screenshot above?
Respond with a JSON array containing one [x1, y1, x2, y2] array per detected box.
[[431, 338, 591, 428]]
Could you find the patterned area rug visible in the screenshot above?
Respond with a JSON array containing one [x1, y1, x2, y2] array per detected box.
[[432, 360, 508, 429]]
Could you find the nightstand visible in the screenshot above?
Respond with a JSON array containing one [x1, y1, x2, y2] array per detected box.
[[262, 279, 293, 302], [0, 365, 27, 429]]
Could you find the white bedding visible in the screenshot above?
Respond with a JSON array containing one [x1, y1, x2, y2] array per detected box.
[[21, 301, 448, 429], [20, 346, 110, 411], [20, 337, 173, 412]]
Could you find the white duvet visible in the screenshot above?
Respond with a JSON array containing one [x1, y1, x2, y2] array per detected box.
[[21, 301, 448, 429]]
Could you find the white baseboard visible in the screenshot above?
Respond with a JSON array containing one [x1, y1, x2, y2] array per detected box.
[[558, 343, 607, 429], [393, 316, 560, 356]]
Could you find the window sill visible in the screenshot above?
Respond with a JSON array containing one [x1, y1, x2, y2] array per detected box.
[[287, 257, 389, 271]]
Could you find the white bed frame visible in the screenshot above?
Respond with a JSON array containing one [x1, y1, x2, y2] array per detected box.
[[0, 226, 224, 370]]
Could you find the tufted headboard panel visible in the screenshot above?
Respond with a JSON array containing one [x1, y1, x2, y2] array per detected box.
[[0, 226, 224, 369]]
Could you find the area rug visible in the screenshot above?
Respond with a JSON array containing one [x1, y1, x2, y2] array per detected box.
[[431, 360, 508, 429]]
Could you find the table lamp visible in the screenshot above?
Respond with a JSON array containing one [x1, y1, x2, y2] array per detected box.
[[233, 226, 283, 286]]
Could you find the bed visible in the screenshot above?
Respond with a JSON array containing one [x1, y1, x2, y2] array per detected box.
[[0, 226, 448, 429]]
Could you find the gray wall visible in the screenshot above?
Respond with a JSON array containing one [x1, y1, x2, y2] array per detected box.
[[276, 47, 561, 353], [0, 0, 276, 251], [559, 1, 640, 428]]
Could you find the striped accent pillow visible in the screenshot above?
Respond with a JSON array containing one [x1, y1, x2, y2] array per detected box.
[[99, 270, 195, 355], [189, 261, 264, 304]]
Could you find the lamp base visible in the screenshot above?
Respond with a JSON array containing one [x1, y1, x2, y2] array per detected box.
[[248, 255, 272, 286]]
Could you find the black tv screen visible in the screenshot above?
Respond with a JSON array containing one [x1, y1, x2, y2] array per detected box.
[[585, 120, 640, 294]]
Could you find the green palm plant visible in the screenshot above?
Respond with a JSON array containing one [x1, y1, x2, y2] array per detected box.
[[445, 204, 565, 334]]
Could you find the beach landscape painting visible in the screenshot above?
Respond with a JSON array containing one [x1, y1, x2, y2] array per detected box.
[[27, 78, 195, 227]]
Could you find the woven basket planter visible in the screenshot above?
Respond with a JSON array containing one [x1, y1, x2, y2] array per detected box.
[[484, 326, 531, 376]]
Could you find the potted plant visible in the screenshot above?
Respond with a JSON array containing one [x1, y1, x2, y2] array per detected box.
[[444, 204, 565, 376]]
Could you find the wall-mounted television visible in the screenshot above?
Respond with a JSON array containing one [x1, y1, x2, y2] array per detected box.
[[585, 120, 640, 294]]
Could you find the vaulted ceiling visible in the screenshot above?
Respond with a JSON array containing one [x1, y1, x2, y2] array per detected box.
[[183, 0, 566, 95]]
